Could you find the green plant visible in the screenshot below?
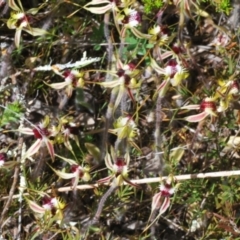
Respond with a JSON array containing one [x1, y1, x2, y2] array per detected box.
[[0, 101, 24, 127], [142, 0, 164, 14]]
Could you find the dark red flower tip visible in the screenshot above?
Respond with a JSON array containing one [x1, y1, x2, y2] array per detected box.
[[122, 16, 130, 24], [167, 59, 177, 67], [161, 183, 174, 197], [63, 70, 72, 78], [42, 196, 52, 205], [200, 99, 217, 112], [16, 14, 30, 28], [166, 59, 178, 78], [71, 164, 79, 173], [160, 25, 169, 35], [161, 189, 172, 197], [0, 153, 7, 162], [172, 44, 184, 54], [124, 75, 131, 86], [230, 81, 239, 93], [128, 62, 136, 71], [115, 158, 126, 167], [133, 12, 141, 23], [63, 70, 78, 85], [70, 164, 84, 177], [64, 124, 79, 135], [117, 69, 125, 77], [122, 11, 141, 25], [33, 127, 50, 139]]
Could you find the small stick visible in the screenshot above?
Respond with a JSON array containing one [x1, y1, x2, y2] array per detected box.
[[2, 170, 240, 200], [0, 138, 23, 229], [55, 170, 240, 192], [154, 95, 164, 174]]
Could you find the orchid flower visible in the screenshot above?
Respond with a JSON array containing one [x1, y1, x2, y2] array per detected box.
[[144, 175, 178, 232], [211, 33, 230, 50], [117, 7, 152, 39], [151, 58, 188, 97], [152, 177, 175, 216], [62, 122, 80, 150], [18, 116, 55, 161], [98, 147, 137, 187], [7, 0, 47, 48], [215, 80, 240, 112], [148, 25, 169, 46], [52, 115, 81, 153], [182, 97, 218, 122], [28, 195, 65, 220], [99, 61, 140, 111], [46, 69, 85, 97], [110, 115, 140, 151], [110, 115, 138, 140], [51, 155, 90, 189]]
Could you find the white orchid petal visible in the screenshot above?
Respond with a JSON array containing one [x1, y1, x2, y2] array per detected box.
[[185, 112, 209, 122], [54, 170, 76, 179], [28, 200, 46, 214], [181, 104, 200, 110]]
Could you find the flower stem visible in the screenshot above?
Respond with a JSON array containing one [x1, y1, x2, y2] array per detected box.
[[101, 91, 117, 160], [91, 185, 118, 224], [154, 95, 164, 174], [104, 12, 113, 83]]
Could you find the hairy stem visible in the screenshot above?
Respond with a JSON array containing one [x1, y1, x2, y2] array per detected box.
[[91, 185, 118, 224], [104, 12, 113, 82], [17, 137, 25, 240], [154, 95, 164, 174], [101, 89, 117, 160]]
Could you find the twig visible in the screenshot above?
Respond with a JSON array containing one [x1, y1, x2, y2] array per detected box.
[[55, 170, 240, 192], [17, 137, 25, 240], [154, 95, 164, 174], [0, 138, 22, 229], [104, 11, 113, 83], [2, 170, 240, 200]]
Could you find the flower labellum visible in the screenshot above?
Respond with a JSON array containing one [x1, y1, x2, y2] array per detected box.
[[184, 97, 217, 122], [121, 8, 141, 28]]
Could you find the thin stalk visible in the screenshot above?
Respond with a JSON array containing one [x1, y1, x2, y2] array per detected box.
[[114, 137, 127, 156], [101, 89, 117, 160], [17, 137, 25, 240], [91, 185, 118, 224], [100, 11, 117, 157], [149, 209, 158, 239], [104, 12, 113, 82], [154, 95, 164, 174], [0, 141, 21, 229], [119, 28, 127, 59], [48, 170, 240, 192], [3, 169, 240, 200]]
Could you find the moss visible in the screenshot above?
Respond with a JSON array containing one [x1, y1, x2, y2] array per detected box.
[[142, 0, 164, 14]]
